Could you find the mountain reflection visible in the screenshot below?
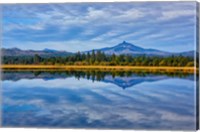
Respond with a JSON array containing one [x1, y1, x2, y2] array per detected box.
[[2, 70, 196, 129], [2, 70, 194, 89]]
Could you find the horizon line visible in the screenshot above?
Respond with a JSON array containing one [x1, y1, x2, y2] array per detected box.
[[1, 41, 195, 54]]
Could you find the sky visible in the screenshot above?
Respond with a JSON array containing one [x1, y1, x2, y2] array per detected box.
[[2, 2, 197, 53]]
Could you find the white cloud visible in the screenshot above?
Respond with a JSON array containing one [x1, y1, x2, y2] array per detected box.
[[2, 2, 196, 52], [158, 10, 195, 21], [3, 77, 118, 89]]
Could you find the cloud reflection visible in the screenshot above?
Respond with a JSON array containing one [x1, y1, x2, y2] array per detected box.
[[2, 73, 196, 130]]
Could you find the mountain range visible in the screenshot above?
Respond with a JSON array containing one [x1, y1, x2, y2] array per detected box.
[[2, 41, 195, 57], [85, 41, 194, 57]]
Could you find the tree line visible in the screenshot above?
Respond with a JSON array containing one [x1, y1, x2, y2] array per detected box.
[[2, 50, 196, 67]]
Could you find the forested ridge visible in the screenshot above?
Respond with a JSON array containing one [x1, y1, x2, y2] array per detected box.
[[2, 50, 196, 67]]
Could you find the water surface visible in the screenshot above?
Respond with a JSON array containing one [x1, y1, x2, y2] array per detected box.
[[2, 71, 197, 130]]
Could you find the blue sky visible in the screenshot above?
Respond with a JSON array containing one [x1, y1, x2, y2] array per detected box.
[[2, 2, 197, 53]]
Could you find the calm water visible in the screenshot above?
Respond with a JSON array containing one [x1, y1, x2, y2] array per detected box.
[[1, 71, 197, 130]]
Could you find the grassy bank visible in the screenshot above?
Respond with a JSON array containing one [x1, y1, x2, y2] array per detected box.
[[1, 65, 198, 73]]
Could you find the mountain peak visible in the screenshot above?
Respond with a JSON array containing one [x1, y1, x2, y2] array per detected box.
[[115, 41, 144, 51], [118, 41, 139, 47], [120, 41, 132, 45], [122, 41, 127, 44]]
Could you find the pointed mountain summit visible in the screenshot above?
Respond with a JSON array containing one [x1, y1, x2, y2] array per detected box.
[[112, 41, 145, 52]]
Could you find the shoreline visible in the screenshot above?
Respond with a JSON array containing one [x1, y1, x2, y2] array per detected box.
[[1, 65, 197, 73]]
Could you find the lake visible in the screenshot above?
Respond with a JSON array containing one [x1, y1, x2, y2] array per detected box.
[[1, 70, 198, 130]]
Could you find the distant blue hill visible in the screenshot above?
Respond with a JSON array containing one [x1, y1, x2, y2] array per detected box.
[[2, 41, 195, 57], [85, 41, 195, 57], [43, 48, 58, 52], [2, 48, 72, 57]]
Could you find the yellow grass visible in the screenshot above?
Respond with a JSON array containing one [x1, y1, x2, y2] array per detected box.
[[1, 65, 198, 73], [0, 64, 196, 69]]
